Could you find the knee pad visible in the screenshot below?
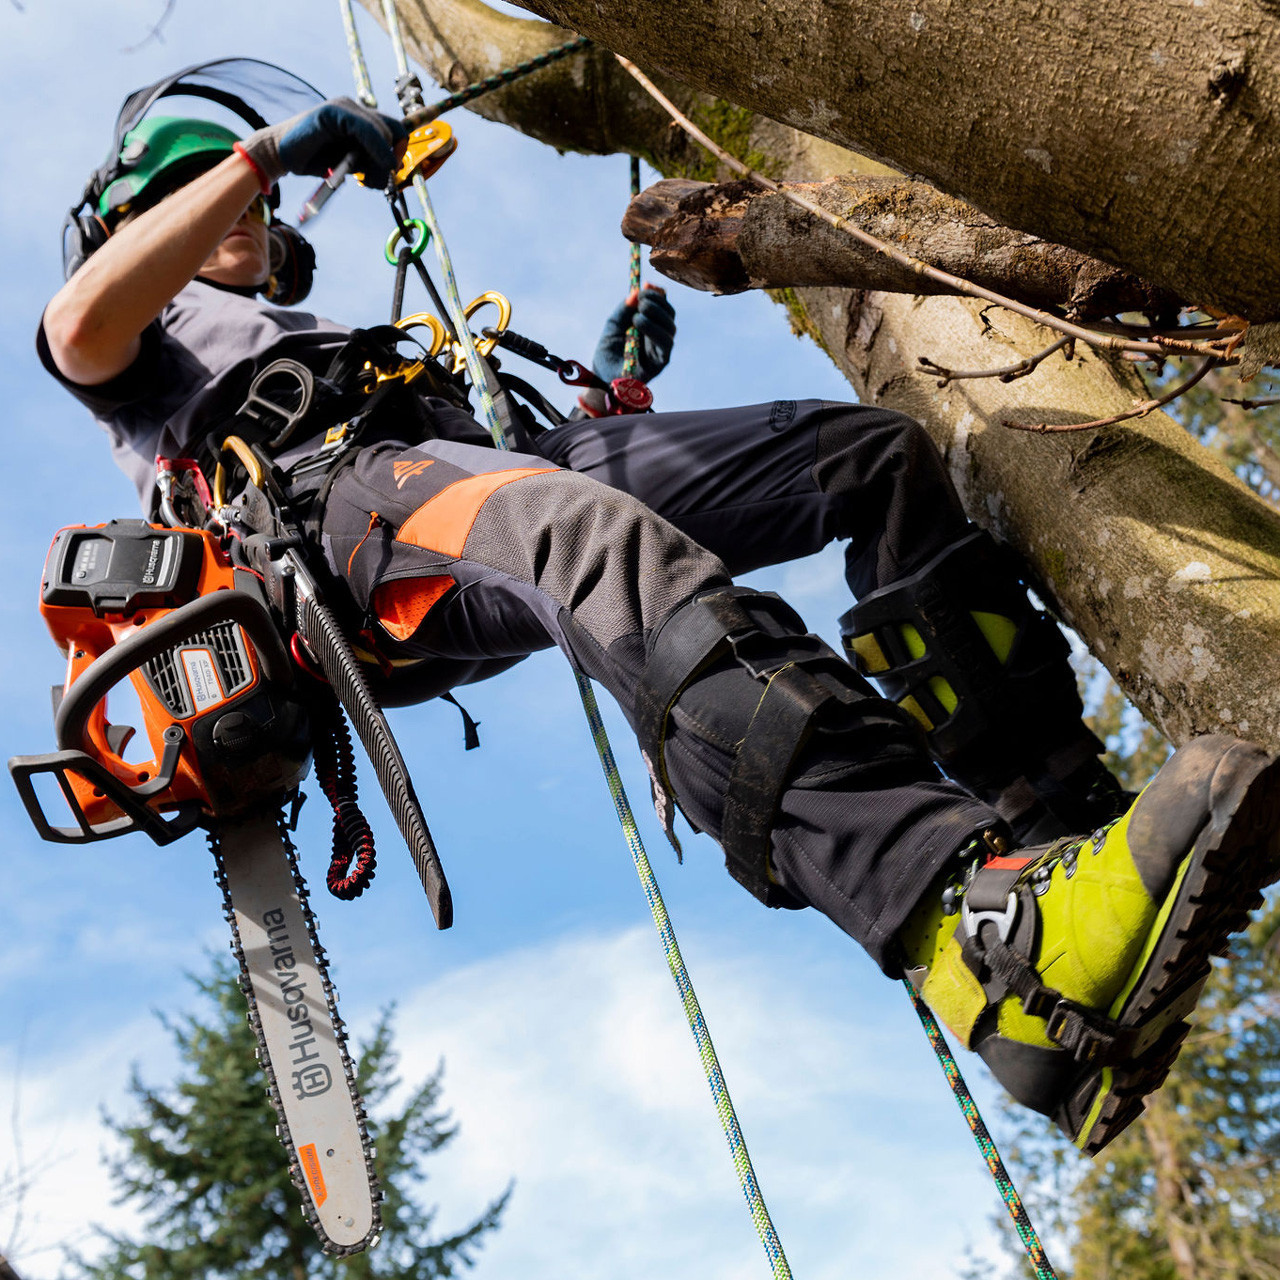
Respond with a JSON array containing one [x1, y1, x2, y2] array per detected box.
[[839, 529, 1094, 795], [634, 586, 924, 907]]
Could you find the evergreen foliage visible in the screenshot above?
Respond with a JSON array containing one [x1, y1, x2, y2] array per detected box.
[[68, 960, 508, 1279]]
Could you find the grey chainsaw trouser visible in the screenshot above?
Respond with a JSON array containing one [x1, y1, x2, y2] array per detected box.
[[315, 397, 999, 974]]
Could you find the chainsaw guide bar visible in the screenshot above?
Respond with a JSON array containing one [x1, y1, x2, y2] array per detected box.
[[212, 810, 382, 1255]]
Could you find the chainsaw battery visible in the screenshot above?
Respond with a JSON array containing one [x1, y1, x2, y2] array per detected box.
[[42, 520, 203, 617]]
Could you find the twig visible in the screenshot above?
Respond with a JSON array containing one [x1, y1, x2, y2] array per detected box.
[[1223, 396, 1280, 410], [1090, 319, 1240, 341], [919, 336, 1073, 387], [121, 0, 176, 52], [1005, 357, 1216, 433], [615, 56, 1235, 365]]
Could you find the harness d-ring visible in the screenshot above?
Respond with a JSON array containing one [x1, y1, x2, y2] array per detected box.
[[384, 218, 431, 266]]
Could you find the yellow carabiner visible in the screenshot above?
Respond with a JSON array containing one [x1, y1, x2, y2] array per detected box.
[[395, 311, 449, 358], [214, 434, 266, 508], [450, 291, 512, 373], [375, 312, 451, 391]]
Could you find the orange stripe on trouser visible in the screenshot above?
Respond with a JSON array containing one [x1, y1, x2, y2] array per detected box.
[[372, 467, 555, 640]]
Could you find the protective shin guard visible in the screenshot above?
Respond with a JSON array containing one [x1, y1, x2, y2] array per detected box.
[[634, 586, 929, 906], [841, 528, 1127, 841]]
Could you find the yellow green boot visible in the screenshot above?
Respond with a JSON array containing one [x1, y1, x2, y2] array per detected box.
[[900, 735, 1280, 1155]]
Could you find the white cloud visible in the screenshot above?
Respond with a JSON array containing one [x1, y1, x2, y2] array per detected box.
[[1, 1015, 168, 1276], [4, 918, 1026, 1280], [382, 926, 1012, 1279]]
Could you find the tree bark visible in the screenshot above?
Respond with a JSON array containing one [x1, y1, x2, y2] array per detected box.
[[624, 176, 1180, 319], [369, 0, 1280, 753], [514, 0, 1280, 324]]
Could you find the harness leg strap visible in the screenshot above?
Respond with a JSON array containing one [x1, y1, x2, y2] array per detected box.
[[634, 587, 926, 907]]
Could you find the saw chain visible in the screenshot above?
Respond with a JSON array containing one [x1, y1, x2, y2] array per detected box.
[[211, 808, 382, 1255]]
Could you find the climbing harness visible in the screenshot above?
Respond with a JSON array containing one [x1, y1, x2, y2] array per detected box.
[[339, 5, 794, 1274]]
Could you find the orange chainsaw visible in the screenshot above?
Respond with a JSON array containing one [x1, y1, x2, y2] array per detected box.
[[9, 514, 451, 1256]]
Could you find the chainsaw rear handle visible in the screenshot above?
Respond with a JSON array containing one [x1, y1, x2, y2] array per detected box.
[[55, 589, 293, 755]]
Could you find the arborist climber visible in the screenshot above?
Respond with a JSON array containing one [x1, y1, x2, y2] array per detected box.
[[38, 70, 1280, 1158]]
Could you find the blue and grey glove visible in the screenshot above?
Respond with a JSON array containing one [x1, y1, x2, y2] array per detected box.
[[592, 285, 677, 384], [241, 97, 407, 190]]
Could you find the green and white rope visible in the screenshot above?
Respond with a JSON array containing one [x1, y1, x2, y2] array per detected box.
[[576, 674, 793, 1279], [622, 155, 643, 380], [408, 35, 593, 127], [904, 981, 1059, 1279], [338, 0, 377, 107], [344, 7, 795, 1271]]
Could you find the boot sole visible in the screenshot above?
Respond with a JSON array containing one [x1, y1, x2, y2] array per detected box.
[[1058, 744, 1280, 1156]]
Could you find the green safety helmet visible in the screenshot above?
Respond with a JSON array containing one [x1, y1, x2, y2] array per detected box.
[[97, 116, 243, 222]]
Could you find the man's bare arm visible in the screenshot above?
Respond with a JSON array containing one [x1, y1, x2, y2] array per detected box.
[[42, 156, 264, 387]]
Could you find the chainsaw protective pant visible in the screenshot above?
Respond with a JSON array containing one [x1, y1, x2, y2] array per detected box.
[[315, 400, 1000, 972]]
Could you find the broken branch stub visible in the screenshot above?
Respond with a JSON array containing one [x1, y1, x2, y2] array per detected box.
[[626, 176, 1182, 320]]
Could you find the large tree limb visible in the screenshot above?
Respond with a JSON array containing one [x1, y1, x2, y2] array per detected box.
[[624, 177, 1180, 320], [515, 0, 1280, 323], [379, 0, 1280, 752]]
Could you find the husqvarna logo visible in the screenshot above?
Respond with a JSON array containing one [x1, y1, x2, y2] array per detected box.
[[261, 907, 334, 1100], [142, 537, 162, 585], [292, 1062, 333, 1099]]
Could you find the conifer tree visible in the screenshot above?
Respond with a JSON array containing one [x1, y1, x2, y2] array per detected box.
[[69, 960, 508, 1279]]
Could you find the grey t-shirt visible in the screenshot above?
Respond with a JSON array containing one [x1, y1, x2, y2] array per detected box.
[[38, 280, 354, 508]]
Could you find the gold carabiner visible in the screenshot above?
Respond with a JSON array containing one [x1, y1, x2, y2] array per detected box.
[[213, 434, 266, 508], [450, 291, 512, 373], [374, 312, 451, 391], [395, 311, 449, 358]]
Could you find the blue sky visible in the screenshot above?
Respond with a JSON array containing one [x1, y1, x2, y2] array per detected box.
[[0, 3, 1031, 1277]]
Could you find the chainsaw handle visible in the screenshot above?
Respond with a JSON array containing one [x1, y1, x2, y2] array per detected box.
[[55, 590, 292, 754]]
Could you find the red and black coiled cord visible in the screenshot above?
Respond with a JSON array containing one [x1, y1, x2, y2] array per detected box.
[[310, 693, 378, 899]]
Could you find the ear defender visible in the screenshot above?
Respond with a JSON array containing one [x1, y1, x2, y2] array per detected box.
[[261, 223, 316, 307], [62, 209, 111, 280]]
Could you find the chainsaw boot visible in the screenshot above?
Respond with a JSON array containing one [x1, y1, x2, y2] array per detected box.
[[841, 527, 1132, 844], [898, 735, 1280, 1155]]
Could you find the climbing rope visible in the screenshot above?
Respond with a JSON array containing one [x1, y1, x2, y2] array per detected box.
[[405, 34, 593, 127], [622, 155, 643, 380], [905, 983, 1059, 1279], [337, 0, 377, 108], [576, 674, 792, 1279], [341, 6, 793, 1274]]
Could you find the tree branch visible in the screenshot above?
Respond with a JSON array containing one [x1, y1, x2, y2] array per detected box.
[[624, 176, 1180, 320], [516, 0, 1280, 322], [1006, 358, 1217, 434], [615, 55, 1233, 366]]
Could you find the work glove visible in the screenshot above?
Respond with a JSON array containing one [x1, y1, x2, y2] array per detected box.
[[240, 97, 407, 190], [591, 284, 677, 384]]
